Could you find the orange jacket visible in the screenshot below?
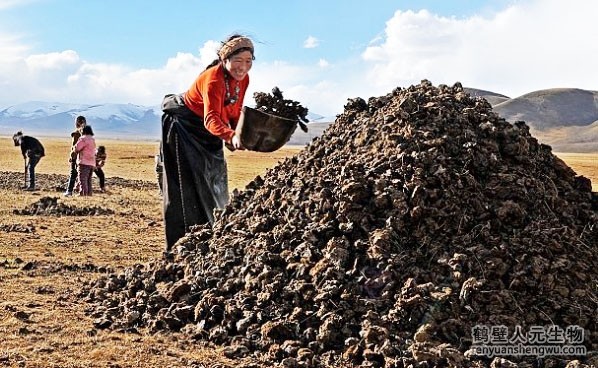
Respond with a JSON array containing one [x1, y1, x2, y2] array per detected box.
[[183, 64, 249, 142]]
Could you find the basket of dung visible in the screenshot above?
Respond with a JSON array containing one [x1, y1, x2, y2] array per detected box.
[[235, 106, 300, 152]]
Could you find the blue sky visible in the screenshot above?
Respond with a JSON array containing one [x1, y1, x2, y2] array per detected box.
[[1, 0, 597, 117]]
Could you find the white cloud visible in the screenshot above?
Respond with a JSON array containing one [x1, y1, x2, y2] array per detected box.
[[1, 0, 597, 117], [59, 51, 206, 105], [360, 0, 598, 99], [198, 40, 220, 67], [26, 50, 80, 70], [0, 0, 27, 10], [0, 34, 29, 61], [303, 36, 320, 49], [0, 43, 208, 106], [247, 60, 310, 102]]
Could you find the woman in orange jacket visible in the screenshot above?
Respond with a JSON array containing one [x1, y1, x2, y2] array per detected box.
[[160, 34, 254, 250]]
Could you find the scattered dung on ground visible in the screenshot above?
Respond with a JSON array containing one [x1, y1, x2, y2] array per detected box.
[[0, 223, 35, 233], [18, 259, 106, 275], [13, 196, 115, 216], [0, 171, 156, 192], [82, 80, 597, 368]]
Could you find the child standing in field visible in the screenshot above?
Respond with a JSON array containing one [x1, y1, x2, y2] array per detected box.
[[94, 145, 107, 193], [74, 125, 96, 196], [64, 115, 87, 196]]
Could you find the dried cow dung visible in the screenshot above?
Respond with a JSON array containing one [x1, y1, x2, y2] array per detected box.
[[254, 87, 309, 132], [0, 223, 35, 233], [14, 196, 114, 216], [82, 80, 597, 368]]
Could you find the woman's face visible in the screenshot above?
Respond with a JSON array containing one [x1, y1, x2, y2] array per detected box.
[[225, 50, 253, 81]]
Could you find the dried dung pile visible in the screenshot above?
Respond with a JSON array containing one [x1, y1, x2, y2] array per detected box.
[[0, 171, 153, 192], [0, 171, 68, 191], [254, 87, 310, 124], [0, 223, 35, 233], [14, 196, 115, 216], [254, 87, 310, 134], [83, 80, 597, 367]]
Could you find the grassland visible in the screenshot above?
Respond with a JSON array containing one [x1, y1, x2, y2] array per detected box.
[[0, 136, 596, 367], [0, 137, 301, 368]]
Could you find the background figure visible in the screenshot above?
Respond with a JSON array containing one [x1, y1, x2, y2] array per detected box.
[[12, 131, 45, 191], [94, 145, 107, 193], [65, 116, 87, 196], [161, 34, 253, 250], [74, 125, 96, 196], [155, 150, 163, 196]]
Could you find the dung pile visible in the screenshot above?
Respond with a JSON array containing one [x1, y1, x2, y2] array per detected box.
[[14, 196, 115, 216], [0, 223, 35, 233], [254, 87, 309, 131], [83, 81, 597, 367]]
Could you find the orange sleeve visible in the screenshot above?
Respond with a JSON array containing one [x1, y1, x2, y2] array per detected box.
[[184, 65, 250, 143], [202, 77, 236, 142]]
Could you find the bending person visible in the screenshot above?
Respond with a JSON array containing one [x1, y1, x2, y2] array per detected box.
[[160, 34, 253, 250], [13, 131, 45, 191]]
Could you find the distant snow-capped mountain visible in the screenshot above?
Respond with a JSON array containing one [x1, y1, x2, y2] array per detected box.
[[0, 101, 335, 141], [3, 86, 596, 152], [0, 102, 162, 139]]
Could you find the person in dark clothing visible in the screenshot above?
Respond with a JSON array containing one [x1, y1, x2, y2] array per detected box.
[[94, 145, 107, 192], [12, 131, 45, 191], [155, 150, 164, 196], [65, 115, 87, 196], [161, 34, 253, 251]]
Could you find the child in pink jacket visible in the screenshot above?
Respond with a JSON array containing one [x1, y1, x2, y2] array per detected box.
[[74, 125, 96, 196]]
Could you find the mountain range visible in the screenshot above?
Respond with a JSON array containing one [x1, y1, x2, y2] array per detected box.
[[0, 101, 163, 140], [465, 87, 598, 152], [1, 87, 597, 152]]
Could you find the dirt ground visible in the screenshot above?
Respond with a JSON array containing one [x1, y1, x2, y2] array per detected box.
[[0, 136, 595, 367], [0, 137, 301, 368]]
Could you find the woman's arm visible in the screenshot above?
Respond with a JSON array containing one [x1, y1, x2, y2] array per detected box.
[[74, 137, 85, 153]]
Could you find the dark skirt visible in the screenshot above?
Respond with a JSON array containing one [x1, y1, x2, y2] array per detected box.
[[161, 94, 229, 250]]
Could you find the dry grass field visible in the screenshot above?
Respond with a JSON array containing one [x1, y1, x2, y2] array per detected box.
[[553, 152, 598, 191], [0, 136, 596, 367], [0, 136, 301, 368]]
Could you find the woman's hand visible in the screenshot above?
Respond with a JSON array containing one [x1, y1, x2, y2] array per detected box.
[[231, 134, 245, 150]]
